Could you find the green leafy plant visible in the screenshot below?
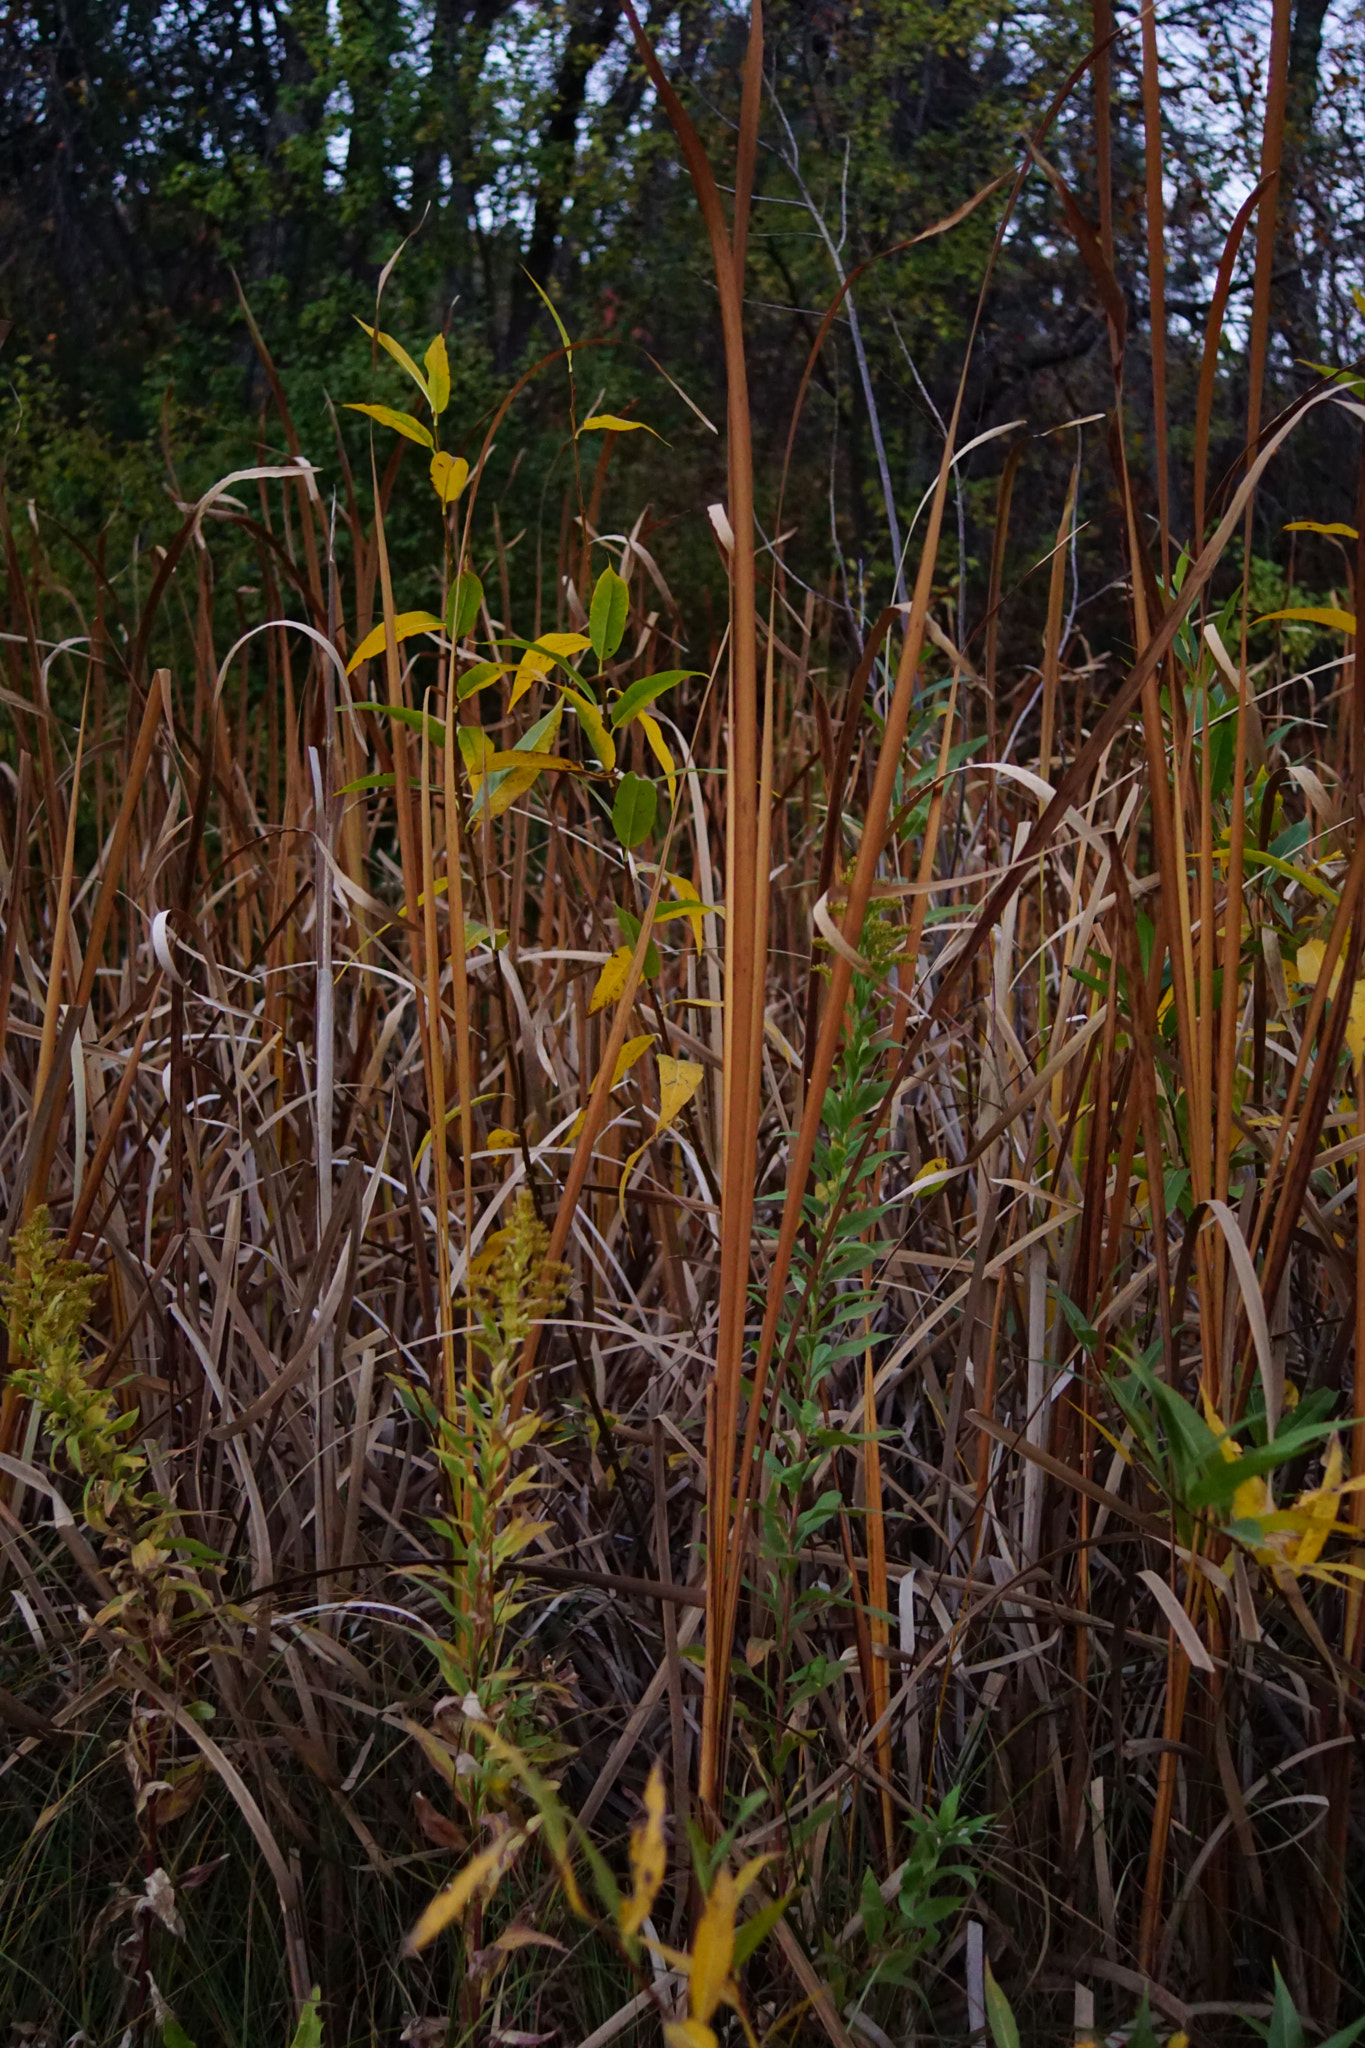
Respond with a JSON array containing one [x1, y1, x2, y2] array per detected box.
[[753, 923, 902, 1751], [1251, 1962, 1365, 2048], [1107, 1349, 1337, 1544], [406, 1192, 572, 1826], [855, 1785, 991, 1997]]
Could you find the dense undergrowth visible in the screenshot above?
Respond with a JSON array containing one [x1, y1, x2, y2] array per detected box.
[[2, 6, 1365, 2046]]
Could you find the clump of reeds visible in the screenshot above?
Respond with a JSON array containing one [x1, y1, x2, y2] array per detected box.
[[0, 2, 1363, 2042]]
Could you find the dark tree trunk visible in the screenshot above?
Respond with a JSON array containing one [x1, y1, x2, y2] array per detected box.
[[1273, 0, 1333, 366], [503, 0, 624, 367]]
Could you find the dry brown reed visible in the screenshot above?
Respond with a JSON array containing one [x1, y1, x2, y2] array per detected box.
[[1, 4, 1364, 2044]]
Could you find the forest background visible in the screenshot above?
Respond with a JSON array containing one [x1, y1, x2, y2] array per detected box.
[[4, 0, 1363, 635], [4, 3, 1365, 2046]]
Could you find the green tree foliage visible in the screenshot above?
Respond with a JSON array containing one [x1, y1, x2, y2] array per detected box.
[[1, 0, 1361, 651]]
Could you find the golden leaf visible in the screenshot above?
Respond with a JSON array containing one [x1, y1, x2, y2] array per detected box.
[[345, 401, 433, 448], [510, 632, 591, 709], [346, 610, 444, 675], [664, 874, 704, 949], [1284, 1434, 1346, 1568], [458, 725, 495, 803], [479, 770, 538, 820], [663, 2015, 720, 2048], [639, 712, 676, 805], [612, 1033, 656, 1086], [664, 2025, 718, 2048], [689, 1870, 736, 2024], [403, 1830, 524, 1954], [430, 451, 469, 505], [565, 687, 616, 770], [589, 947, 634, 1015], [1257, 605, 1356, 634], [657, 1055, 703, 1130], [619, 1759, 668, 1938], [617, 1056, 703, 1218], [578, 413, 665, 440], [355, 319, 430, 402], [425, 332, 451, 414]]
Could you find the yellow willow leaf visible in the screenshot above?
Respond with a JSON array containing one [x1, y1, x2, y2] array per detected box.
[[641, 1936, 692, 1970], [589, 947, 633, 1015], [487, 1128, 518, 1152], [639, 711, 676, 804], [653, 898, 726, 937], [1290, 939, 1337, 992], [731, 1853, 772, 1902], [430, 451, 469, 505], [664, 874, 703, 948], [565, 1108, 587, 1142], [1284, 520, 1358, 539], [613, 1033, 656, 1086], [404, 1831, 524, 1954], [617, 1055, 702, 1219], [1234, 1470, 1275, 1525], [565, 688, 616, 769], [1257, 604, 1357, 634], [689, 1870, 737, 2025], [355, 318, 430, 403], [510, 632, 591, 708], [619, 1760, 667, 1938], [425, 332, 451, 414], [479, 764, 545, 820], [346, 610, 443, 674], [345, 401, 433, 449], [1241, 847, 1340, 905], [909, 1156, 950, 1196], [658, 1055, 703, 1130], [578, 413, 665, 441], [1198, 1386, 1243, 1467], [1287, 1434, 1345, 1567], [470, 731, 577, 822], [458, 725, 495, 799], [1287, 941, 1365, 1059], [664, 2025, 718, 2048], [486, 750, 576, 774]]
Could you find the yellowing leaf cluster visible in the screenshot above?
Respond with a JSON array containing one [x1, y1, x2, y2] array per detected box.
[[619, 1055, 703, 1217], [1289, 938, 1365, 1064], [1201, 1389, 1365, 1583]]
